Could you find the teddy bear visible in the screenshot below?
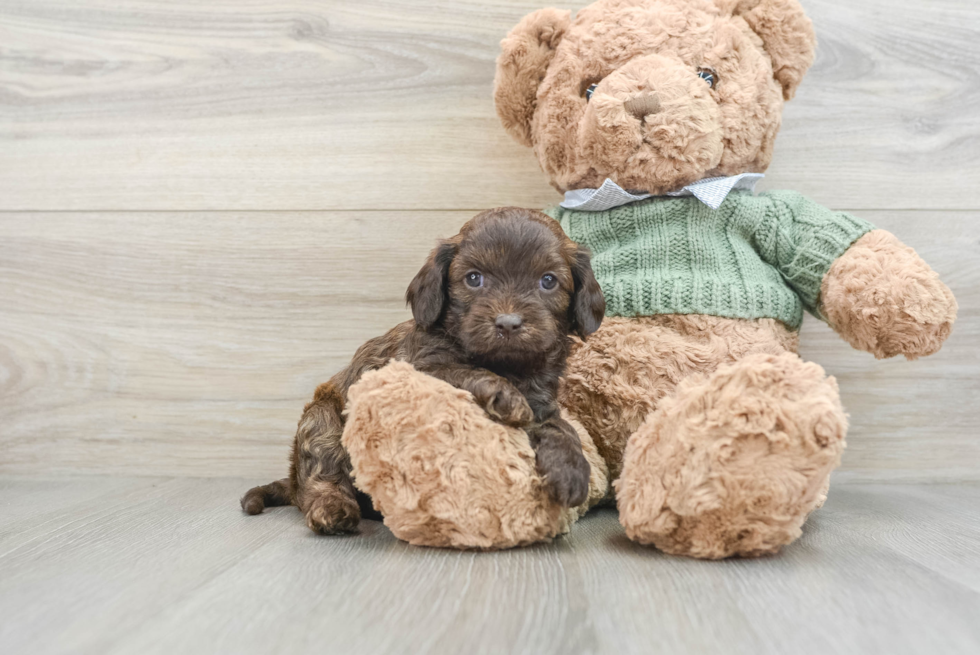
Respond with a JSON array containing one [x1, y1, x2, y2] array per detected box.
[[340, 0, 957, 557]]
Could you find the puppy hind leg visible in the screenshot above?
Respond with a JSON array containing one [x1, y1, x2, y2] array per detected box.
[[293, 383, 362, 535], [241, 478, 292, 515], [299, 478, 361, 535]]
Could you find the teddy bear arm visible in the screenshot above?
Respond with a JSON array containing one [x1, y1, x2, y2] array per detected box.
[[819, 230, 957, 360], [749, 193, 955, 359], [751, 191, 875, 316]]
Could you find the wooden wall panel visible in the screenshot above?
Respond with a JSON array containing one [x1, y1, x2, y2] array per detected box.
[[1, 0, 977, 480], [0, 0, 978, 211]]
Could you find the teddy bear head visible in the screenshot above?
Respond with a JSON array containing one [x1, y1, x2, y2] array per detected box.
[[494, 0, 816, 194]]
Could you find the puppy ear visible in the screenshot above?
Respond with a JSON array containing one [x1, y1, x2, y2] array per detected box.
[[725, 0, 816, 100], [569, 246, 605, 338], [406, 241, 457, 330], [494, 8, 571, 147]]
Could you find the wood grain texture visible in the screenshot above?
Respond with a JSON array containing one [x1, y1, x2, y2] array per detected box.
[[0, 210, 976, 481], [1, 0, 979, 211], [0, 211, 471, 477], [0, 477, 978, 655]]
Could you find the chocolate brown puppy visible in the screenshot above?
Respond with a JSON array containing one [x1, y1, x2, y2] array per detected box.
[[241, 207, 606, 535]]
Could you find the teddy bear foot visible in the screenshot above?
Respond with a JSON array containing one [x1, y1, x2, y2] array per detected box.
[[615, 352, 847, 559]]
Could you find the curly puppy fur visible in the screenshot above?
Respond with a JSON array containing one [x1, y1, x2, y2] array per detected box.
[[342, 361, 609, 549], [615, 352, 846, 559], [242, 207, 606, 537], [495, 0, 815, 194], [821, 230, 957, 360]]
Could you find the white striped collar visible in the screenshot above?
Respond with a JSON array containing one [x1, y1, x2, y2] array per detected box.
[[560, 173, 765, 212]]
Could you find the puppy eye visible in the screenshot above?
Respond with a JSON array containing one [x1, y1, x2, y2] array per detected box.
[[464, 271, 484, 288], [540, 273, 558, 291], [697, 69, 717, 89], [585, 83, 598, 101]]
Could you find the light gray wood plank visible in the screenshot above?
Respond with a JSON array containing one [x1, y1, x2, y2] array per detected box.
[[0, 476, 160, 555], [812, 484, 980, 594], [0, 210, 976, 481], [0, 478, 977, 655], [572, 490, 980, 655], [0, 477, 301, 655], [1, 0, 978, 211]]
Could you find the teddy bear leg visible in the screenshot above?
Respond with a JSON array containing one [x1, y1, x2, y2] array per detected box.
[[341, 361, 609, 550], [559, 316, 800, 484], [616, 352, 847, 559]]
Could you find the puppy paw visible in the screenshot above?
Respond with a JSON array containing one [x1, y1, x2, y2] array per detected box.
[[305, 494, 360, 535], [484, 382, 534, 427], [536, 445, 591, 507]]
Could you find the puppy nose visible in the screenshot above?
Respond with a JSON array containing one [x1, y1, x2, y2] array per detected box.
[[624, 92, 661, 119], [495, 313, 523, 334]]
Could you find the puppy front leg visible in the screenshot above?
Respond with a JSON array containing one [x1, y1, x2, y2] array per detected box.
[[423, 365, 534, 427], [291, 382, 361, 535], [527, 410, 591, 507]]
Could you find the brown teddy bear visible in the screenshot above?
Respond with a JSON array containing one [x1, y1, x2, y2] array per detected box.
[[342, 0, 957, 557]]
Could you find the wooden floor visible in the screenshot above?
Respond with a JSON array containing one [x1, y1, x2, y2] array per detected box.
[[0, 477, 978, 655]]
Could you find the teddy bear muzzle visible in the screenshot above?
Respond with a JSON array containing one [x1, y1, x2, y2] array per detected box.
[[579, 53, 725, 194]]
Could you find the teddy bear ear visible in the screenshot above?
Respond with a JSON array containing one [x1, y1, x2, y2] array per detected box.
[[725, 0, 817, 100], [494, 8, 572, 147]]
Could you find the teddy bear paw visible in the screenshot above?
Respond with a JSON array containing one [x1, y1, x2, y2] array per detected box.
[[821, 230, 957, 360]]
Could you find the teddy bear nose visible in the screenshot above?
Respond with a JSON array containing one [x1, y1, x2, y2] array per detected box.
[[624, 92, 662, 119], [495, 313, 523, 335]]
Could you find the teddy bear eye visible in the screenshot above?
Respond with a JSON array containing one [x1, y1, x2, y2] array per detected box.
[[697, 69, 717, 89], [585, 83, 598, 101]]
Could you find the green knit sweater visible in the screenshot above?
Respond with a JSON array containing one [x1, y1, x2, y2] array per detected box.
[[546, 190, 874, 330]]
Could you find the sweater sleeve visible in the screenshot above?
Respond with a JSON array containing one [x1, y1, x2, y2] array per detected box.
[[753, 191, 874, 319]]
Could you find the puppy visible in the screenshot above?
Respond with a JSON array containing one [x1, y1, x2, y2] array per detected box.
[[241, 207, 606, 535]]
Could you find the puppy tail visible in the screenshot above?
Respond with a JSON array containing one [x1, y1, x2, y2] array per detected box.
[[241, 478, 293, 515]]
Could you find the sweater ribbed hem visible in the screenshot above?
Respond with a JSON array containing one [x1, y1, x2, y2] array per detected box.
[[599, 276, 805, 328], [774, 208, 875, 321]]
